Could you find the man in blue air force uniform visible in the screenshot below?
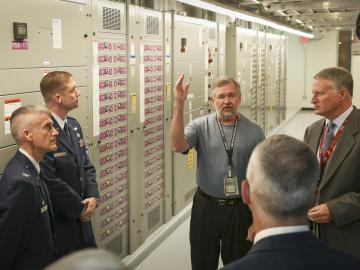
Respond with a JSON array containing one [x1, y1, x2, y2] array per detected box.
[[0, 105, 58, 269], [40, 71, 99, 258]]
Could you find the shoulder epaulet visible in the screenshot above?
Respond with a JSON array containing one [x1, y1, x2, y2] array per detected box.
[[22, 172, 31, 178]]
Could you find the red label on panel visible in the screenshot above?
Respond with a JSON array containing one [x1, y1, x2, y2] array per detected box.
[[12, 41, 29, 50]]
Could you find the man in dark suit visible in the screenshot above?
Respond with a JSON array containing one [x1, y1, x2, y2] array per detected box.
[[222, 135, 360, 270], [304, 67, 360, 258], [39, 71, 99, 258], [0, 105, 58, 269]]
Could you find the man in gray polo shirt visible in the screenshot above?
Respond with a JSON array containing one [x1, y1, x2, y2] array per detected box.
[[170, 74, 264, 270]]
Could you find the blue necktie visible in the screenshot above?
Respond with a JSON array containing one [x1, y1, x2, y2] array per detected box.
[[322, 121, 335, 154], [63, 122, 73, 144]]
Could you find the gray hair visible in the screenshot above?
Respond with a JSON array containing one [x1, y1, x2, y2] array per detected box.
[[211, 76, 241, 98], [314, 67, 353, 97], [44, 249, 128, 270], [10, 105, 51, 144], [247, 134, 319, 219]]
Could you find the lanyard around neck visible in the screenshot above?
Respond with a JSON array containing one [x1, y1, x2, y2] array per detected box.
[[215, 116, 239, 176], [319, 118, 349, 171]]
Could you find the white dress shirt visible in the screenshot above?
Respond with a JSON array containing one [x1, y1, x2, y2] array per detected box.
[[19, 148, 40, 174], [254, 225, 309, 244]]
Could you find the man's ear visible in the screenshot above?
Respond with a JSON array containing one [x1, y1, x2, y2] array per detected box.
[[23, 128, 33, 142], [241, 179, 251, 207], [54, 93, 62, 104]]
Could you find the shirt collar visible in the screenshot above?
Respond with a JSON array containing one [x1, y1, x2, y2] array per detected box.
[[254, 225, 309, 244], [19, 148, 40, 174], [325, 105, 353, 129], [51, 112, 68, 130]]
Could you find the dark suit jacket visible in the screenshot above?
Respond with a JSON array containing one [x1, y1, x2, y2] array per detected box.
[[40, 116, 99, 257], [304, 107, 360, 257], [0, 151, 55, 270], [222, 232, 360, 270]]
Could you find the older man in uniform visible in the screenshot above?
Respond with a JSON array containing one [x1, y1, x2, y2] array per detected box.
[[0, 105, 58, 269]]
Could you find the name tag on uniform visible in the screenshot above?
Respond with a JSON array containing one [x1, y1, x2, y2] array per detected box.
[[54, 152, 66, 158], [41, 204, 48, 213]]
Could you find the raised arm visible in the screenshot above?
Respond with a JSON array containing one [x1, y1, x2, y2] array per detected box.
[[170, 74, 190, 153]]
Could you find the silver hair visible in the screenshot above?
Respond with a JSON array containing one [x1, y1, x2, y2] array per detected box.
[[314, 67, 353, 97], [211, 76, 241, 98], [10, 105, 51, 144], [247, 134, 319, 219], [44, 248, 128, 270]]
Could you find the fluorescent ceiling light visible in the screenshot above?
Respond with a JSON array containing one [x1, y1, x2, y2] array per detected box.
[[177, 0, 314, 38]]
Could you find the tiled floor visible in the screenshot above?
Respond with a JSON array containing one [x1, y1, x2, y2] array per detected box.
[[133, 108, 322, 270]]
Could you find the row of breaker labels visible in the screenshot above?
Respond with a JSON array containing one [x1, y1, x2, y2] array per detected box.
[[99, 102, 127, 115], [100, 137, 127, 153], [100, 195, 128, 216], [99, 79, 127, 89], [144, 65, 162, 73], [99, 171, 128, 191], [99, 90, 126, 102], [100, 160, 128, 178], [100, 206, 128, 229], [100, 148, 128, 166], [98, 55, 126, 63], [99, 128, 127, 143], [99, 66, 127, 75], [145, 183, 163, 199], [144, 55, 163, 62], [100, 183, 128, 204], [98, 42, 126, 51], [97, 42, 162, 52], [100, 115, 127, 128], [144, 143, 163, 158], [101, 217, 128, 241]]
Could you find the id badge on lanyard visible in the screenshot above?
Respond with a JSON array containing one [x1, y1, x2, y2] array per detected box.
[[216, 116, 240, 196]]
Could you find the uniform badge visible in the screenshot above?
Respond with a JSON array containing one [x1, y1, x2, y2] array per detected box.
[[41, 205, 48, 213], [73, 127, 78, 131], [76, 132, 81, 138], [54, 152, 66, 158], [22, 172, 30, 177]]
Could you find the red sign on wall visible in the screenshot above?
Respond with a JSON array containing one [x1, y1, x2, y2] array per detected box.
[[12, 41, 28, 50]]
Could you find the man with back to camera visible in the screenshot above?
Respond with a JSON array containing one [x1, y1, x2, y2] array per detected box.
[[304, 67, 360, 257], [170, 74, 264, 269], [0, 105, 58, 269], [45, 248, 128, 270], [39, 71, 99, 258], [222, 134, 360, 270]]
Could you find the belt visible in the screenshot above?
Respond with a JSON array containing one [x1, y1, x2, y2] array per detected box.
[[197, 188, 242, 206]]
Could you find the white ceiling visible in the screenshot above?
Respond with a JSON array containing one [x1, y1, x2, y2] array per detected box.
[[214, 0, 360, 34]]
